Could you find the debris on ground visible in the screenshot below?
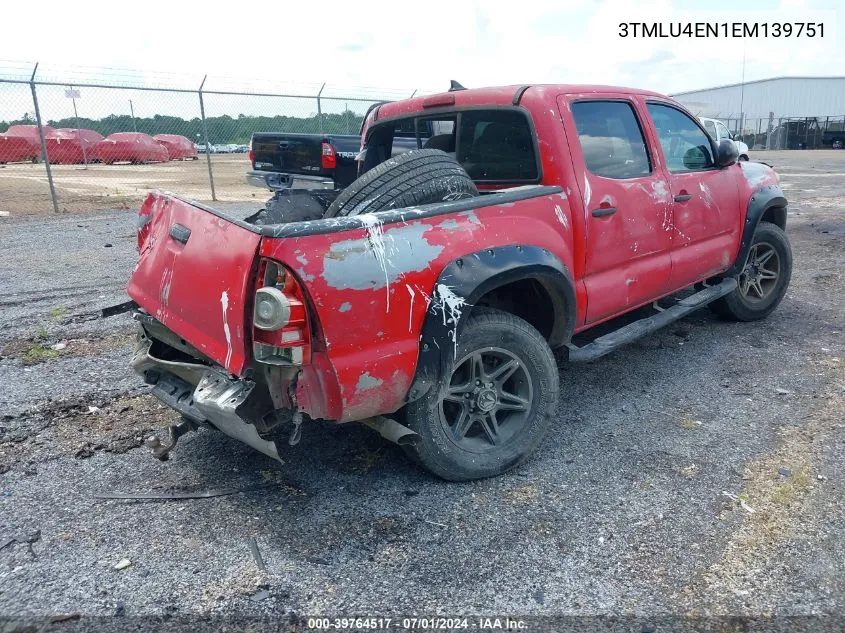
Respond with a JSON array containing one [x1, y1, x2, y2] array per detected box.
[[722, 491, 755, 514], [249, 588, 271, 602], [249, 537, 267, 572], [114, 558, 132, 570]]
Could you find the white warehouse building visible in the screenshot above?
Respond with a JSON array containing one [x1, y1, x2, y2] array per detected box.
[[671, 76, 845, 149], [671, 76, 845, 119]]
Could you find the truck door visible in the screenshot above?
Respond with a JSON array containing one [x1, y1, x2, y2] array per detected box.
[[644, 102, 741, 289], [559, 96, 675, 324]]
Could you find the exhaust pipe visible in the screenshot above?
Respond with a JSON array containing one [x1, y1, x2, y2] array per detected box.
[[361, 416, 420, 446]]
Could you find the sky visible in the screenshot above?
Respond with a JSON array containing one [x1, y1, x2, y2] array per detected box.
[[0, 0, 840, 123]]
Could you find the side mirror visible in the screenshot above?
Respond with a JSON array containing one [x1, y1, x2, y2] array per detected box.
[[716, 139, 738, 168]]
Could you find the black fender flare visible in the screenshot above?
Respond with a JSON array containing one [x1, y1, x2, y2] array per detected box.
[[726, 184, 787, 277], [405, 245, 576, 403]]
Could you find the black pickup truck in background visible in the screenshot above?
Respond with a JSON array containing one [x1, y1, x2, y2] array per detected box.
[[248, 133, 362, 190], [244, 116, 450, 225]]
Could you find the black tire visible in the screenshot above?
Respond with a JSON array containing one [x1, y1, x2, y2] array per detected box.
[[324, 149, 477, 218], [710, 221, 792, 321], [403, 308, 559, 481], [739, 154, 749, 161]]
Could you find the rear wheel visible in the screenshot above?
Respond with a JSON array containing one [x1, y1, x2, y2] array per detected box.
[[710, 221, 792, 321], [403, 308, 558, 481], [324, 149, 477, 218], [739, 154, 749, 161]]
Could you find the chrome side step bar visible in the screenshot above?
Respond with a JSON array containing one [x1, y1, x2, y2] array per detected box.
[[567, 278, 737, 363]]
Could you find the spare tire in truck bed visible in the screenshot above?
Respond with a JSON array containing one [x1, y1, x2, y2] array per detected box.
[[324, 149, 477, 218]]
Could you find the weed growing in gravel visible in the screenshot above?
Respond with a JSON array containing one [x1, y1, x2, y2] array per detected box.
[[771, 468, 811, 506], [49, 307, 67, 322], [20, 343, 61, 366]]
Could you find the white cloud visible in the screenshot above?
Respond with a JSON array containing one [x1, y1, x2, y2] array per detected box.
[[0, 0, 840, 121]]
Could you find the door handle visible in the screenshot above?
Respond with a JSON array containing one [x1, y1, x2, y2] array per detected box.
[[169, 223, 191, 244], [673, 194, 692, 202], [591, 207, 617, 218]]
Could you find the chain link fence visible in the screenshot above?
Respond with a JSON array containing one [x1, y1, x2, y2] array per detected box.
[[703, 114, 845, 151], [0, 62, 426, 215]]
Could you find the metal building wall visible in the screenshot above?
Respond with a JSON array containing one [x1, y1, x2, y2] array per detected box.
[[671, 77, 845, 119]]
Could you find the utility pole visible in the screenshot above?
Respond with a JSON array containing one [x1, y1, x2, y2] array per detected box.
[[129, 99, 138, 132], [70, 85, 88, 167], [739, 40, 747, 137]]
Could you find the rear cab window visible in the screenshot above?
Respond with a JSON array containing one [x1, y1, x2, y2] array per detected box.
[[363, 108, 540, 184]]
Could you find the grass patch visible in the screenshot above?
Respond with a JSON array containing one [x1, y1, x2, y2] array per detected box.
[[49, 307, 68, 321], [19, 343, 62, 365], [771, 468, 812, 506]]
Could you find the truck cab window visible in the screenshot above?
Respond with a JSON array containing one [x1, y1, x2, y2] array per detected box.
[[647, 103, 715, 172], [456, 110, 538, 181], [366, 109, 539, 183], [419, 118, 457, 156], [570, 101, 651, 179]]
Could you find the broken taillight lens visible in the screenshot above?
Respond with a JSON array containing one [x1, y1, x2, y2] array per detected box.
[[252, 259, 311, 365], [321, 142, 336, 170]]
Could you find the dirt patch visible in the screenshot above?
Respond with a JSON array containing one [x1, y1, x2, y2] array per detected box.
[[683, 359, 845, 611], [1, 330, 135, 365], [0, 393, 176, 467], [0, 154, 261, 215]]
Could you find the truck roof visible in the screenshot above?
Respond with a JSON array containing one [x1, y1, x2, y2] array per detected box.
[[374, 84, 673, 121]]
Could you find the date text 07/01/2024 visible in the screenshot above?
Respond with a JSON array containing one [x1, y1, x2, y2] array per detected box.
[[306, 617, 528, 630]]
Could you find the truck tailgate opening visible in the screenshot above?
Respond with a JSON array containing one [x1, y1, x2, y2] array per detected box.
[[128, 192, 262, 375]]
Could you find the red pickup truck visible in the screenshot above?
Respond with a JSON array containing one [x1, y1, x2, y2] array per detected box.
[[127, 84, 791, 481]]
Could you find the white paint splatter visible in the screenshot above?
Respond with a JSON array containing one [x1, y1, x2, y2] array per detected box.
[[221, 290, 232, 369], [554, 205, 569, 229], [651, 180, 670, 202], [406, 284, 416, 332], [433, 284, 467, 356], [359, 213, 391, 311], [159, 267, 173, 306], [699, 182, 715, 208]]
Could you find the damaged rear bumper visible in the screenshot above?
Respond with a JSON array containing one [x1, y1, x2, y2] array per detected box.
[[132, 334, 283, 461]]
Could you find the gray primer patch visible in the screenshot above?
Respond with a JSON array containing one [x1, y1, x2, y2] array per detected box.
[[322, 223, 444, 291], [461, 210, 482, 225], [741, 161, 776, 188], [357, 372, 383, 391], [439, 219, 460, 230], [338, 302, 352, 313]]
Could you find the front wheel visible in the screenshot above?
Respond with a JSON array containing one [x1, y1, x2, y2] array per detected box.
[[710, 221, 792, 321], [403, 308, 559, 481]]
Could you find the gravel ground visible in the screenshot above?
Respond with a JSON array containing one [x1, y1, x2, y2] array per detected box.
[[1, 151, 843, 631]]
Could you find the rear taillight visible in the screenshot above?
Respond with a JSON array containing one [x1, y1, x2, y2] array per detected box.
[[252, 259, 311, 365], [321, 141, 336, 170], [248, 138, 254, 163]]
